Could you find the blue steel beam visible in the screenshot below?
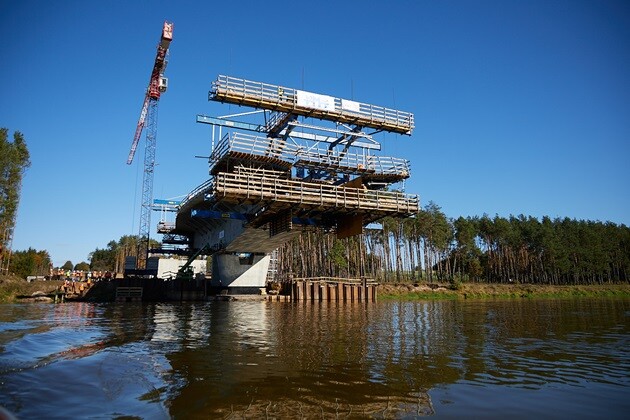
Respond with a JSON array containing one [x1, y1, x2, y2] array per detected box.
[[154, 199, 181, 205], [152, 198, 180, 212], [191, 210, 248, 220], [190, 209, 318, 226]]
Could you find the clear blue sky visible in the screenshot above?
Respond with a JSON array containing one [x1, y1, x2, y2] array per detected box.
[[1, 0, 629, 267]]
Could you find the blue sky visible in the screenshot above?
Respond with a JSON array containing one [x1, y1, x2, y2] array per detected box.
[[1, 0, 629, 267]]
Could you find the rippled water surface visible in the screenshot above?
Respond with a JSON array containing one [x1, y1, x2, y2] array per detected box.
[[0, 298, 628, 418]]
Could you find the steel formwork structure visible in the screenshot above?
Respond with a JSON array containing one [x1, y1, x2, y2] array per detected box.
[[165, 74, 418, 290], [173, 74, 418, 240]]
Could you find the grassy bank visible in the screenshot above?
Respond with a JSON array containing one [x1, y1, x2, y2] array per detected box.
[[0, 275, 64, 303], [2, 274, 629, 303], [378, 282, 630, 300]]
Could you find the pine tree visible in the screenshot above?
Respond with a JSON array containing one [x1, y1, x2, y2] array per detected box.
[[0, 128, 31, 274]]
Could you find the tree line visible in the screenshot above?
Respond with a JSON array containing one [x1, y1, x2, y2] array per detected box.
[[88, 235, 160, 273], [276, 202, 630, 286], [6, 194, 629, 286], [6, 235, 160, 279], [0, 128, 31, 275]]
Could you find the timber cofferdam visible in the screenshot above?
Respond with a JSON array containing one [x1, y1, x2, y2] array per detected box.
[[157, 74, 419, 298]]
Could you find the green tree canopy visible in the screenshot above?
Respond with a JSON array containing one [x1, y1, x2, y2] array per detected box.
[[86, 235, 161, 273], [275, 207, 630, 285], [89, 240, 117, 271], [328, 239, 348, 274], [10, 248, 51, 279], [75, 262, 90, 271], [0, 128, 31, 274]]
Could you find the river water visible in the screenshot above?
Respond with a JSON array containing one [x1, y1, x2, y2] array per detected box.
[[0, 298, 628, 419]]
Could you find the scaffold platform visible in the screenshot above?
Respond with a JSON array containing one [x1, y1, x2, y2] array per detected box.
[[213, 171, 418, 216], [210, 75, 415, 135], [209, 132, 410, 182]]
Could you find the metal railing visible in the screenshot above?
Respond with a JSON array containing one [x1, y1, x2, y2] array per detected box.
[[211, 75, 414, 134], [265, 111, 291, 133], [157, 221, 176, 233], [213, 172, 419, 214], [210, 132, 410, 178], [210, 132, 292, 169], [178, 178, 214, 210]]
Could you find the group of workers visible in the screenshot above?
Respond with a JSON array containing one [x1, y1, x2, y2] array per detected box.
[[51, 269, 114, 282], [60, 278, 93, 295]]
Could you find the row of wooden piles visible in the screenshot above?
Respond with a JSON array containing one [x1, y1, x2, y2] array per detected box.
[[288, 279, 377, 302]]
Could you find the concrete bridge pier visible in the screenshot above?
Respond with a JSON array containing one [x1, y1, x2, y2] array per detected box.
[[211, 253, 271, 294]]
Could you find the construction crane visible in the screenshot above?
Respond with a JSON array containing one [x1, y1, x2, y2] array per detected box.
[[127, 21, 173, 270]]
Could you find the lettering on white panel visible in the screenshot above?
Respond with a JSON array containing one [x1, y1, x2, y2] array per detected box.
[[296, 90, 336, 111]]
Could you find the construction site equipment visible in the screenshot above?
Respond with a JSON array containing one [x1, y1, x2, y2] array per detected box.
[[183, 75, 418, 226], [176, 244, 209, 280], [126, 21, 173, 270], [163, 73, 418, 292]]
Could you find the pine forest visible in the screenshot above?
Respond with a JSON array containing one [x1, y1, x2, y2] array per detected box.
[[276, 202, 630, 286]]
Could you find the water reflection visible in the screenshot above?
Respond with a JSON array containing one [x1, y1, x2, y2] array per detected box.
[[0, 298, 628, 418], [165, 302, 434, 417], [460, 299, 630, 388]]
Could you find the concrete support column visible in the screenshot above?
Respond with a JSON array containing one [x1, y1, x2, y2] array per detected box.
[[211, 253, 270, 294]]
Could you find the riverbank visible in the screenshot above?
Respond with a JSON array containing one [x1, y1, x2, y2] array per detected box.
[[1, 274, 629, 302], [378, 282, 630, 299], [0, 275, 64, 303]]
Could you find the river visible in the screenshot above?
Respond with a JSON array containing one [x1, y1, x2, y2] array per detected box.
[[0, 298, 628, 419]]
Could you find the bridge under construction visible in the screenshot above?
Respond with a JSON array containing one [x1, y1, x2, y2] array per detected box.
[[155, 74, 418, 294]]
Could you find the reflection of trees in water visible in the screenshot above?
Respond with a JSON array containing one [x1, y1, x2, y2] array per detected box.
[[160, 299, 629, 418], [366, 301, 464, 388], [164, 302, 435, 418], [359, 299, 630, 390], [1, 298, 626, 418], [100, 302, 157, 345], [456, 299, 630, 387]]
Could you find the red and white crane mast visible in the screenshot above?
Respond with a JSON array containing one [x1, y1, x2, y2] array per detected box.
[[127, 21, 173, 270]]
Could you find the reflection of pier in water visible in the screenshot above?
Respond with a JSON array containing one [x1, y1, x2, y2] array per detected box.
[[161, 302, 436, 417], [1, 298, 627, 418]]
